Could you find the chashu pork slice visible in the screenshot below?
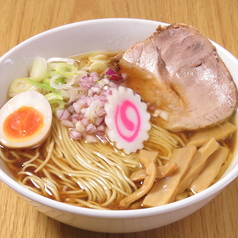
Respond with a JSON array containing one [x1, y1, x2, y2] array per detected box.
[[119, 24, 238, 132]]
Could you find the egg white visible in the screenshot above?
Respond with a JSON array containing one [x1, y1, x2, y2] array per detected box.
[[0, 91, 52, 148]]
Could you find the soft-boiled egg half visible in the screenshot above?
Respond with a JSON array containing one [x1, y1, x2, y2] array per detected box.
[[0, 91, 52, 148]]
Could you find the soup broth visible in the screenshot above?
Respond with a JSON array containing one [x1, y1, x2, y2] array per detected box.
[[0, 51, 236, 210]]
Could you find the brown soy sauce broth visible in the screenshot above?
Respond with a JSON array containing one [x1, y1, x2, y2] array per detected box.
[[0, 51, 237, 210], [71, 50, 123, 74]]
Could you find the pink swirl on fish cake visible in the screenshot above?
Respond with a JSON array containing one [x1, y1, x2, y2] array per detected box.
[[105, 86, 151, 154]]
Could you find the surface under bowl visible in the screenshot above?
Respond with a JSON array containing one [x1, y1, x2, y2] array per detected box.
[[0, 18, 237, 233]]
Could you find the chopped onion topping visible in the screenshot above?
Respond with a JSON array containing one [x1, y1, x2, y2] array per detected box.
[[105, 68, 117, 75], [152, 109, 169, 121], [56, 108, 71, 120], [56, 72, 119, 142], [105, 67, 123, 81]]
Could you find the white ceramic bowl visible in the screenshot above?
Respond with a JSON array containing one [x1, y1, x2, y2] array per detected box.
[[0, 18, 238, 233]]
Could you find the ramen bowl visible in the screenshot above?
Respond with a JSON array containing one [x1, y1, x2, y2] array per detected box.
[[0, 18, 238, 233]]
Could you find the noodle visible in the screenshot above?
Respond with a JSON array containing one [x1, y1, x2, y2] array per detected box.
[[8, 116, 182, 209], [34, 141, 54, 173]]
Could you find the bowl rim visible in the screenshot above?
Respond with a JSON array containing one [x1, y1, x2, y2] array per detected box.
[[0, 18, 238, 219]]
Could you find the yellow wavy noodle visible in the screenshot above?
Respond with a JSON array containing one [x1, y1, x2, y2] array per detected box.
[[1, 117, 184, 209]]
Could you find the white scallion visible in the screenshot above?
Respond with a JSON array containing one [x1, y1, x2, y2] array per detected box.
[[55, 62, 78, 77], [88, 61, 108, 73], [47, 57, 75, 65], [29, 57, 47, 82], [50, 74, 75, 90], [88, 53, 110, 63], [8, 77, 38, 97], [45, 93, 65, 112]]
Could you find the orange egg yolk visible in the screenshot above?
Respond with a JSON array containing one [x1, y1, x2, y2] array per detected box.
[[3, 106, 44, 139]]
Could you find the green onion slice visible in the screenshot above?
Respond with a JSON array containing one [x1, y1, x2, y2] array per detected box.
[[45, 93, 65, 112], [50, 74, 75, 89], [55, 63, 78, 77], [88, 53, 110, 63], [8, 77, 37, 97], [28, 78, 55, 92]]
